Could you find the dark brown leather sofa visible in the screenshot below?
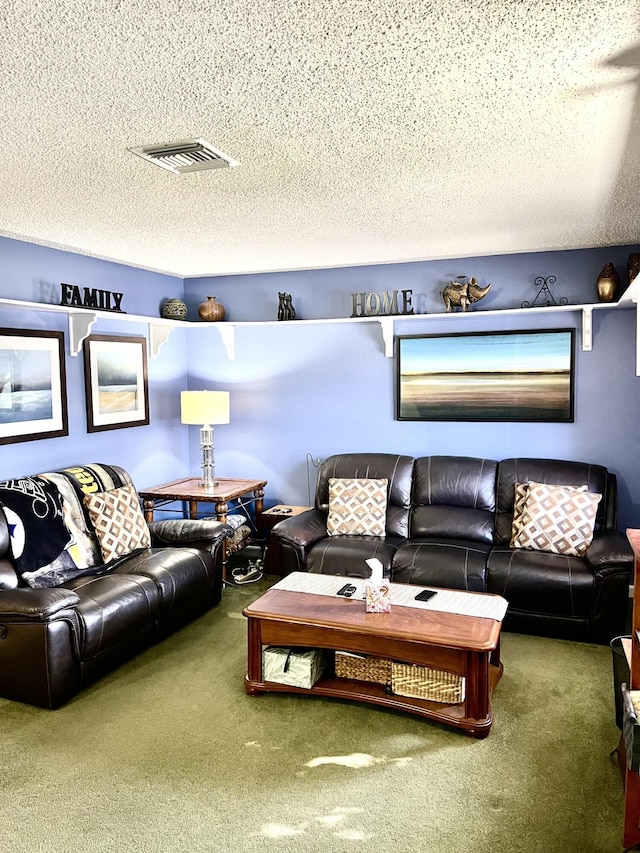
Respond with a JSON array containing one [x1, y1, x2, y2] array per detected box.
[[0, 464, 232, 708], [269, 453, 633, 644]]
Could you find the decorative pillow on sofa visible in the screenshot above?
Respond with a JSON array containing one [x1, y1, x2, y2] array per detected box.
[[84, 483, 151, 563], [0, 477, 95, 588], [327, 478, 388, 536], [512, 481, 601, 557], [510, 481, 587, 546]]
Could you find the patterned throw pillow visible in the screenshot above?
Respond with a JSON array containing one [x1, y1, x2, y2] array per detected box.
[[509, 482, 531, 545], [510, 481, 587, 547], [84, 483, 151, 563], [512, 481, 601, 557], [327, 478, 388, 536]]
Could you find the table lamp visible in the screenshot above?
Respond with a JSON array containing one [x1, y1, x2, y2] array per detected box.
[[181, 390, 230, 488]]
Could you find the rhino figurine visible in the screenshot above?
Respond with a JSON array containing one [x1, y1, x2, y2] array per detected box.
[[441, 277, 491, 312]]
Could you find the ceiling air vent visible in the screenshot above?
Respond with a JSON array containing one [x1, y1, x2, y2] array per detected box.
[[128, 138, 239, 174]]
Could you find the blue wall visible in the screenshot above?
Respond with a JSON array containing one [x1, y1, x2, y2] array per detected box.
[[185, 246, 640, 530], [0, 237, 190, 487], [1, 234, 640, 533]]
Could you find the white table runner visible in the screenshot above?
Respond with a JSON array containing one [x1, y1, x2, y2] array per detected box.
[[272, 572, 508, 621]]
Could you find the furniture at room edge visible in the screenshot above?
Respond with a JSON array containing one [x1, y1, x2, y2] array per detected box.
[[621, 529, 640, 849], [0, 463, 233, 709], [139, 476, 267, 572], [139, 476, 266, 527], [269, 453, 633, 645], [243, 573, 506, 737], [262, 505, 312, 576]]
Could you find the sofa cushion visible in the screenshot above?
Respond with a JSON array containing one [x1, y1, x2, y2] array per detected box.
[[112, 547, 214, 616], [63, 573, 160, 659], [410, 456, 497, 545], [84, 484, 151, 563], [392, 538, 491, 592], [0, 477, 96, 588], [487, 545, 595, 619], [306, 535, 401, 577], [327, 478, 388, 536], [512, 481, 601, 557]]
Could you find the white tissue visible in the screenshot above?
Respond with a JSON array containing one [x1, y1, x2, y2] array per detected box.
[[365, 557, 384, 585]]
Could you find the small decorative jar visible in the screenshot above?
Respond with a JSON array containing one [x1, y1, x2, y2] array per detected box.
[[198, 296, 226, 322], [160, 298, 188, 320], [627, 253, 640, 288], [596, 263, 620, 303]]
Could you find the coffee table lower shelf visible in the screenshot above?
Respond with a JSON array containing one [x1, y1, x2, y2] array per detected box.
[[245, 664, 503, 737]]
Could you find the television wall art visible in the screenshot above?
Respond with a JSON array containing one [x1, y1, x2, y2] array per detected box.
[[396, 328, 575, 422]]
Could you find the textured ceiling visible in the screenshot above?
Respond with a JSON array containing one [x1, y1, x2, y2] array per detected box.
[[1, 0, 639, 278]]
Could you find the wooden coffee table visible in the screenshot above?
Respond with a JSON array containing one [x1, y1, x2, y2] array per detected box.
[[243, 575, 506, 738]]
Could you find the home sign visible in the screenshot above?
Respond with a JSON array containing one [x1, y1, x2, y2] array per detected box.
[[351, 289, 414, 317], [60, 283, 125, 313]]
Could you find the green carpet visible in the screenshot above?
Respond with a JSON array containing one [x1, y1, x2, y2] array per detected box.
[[0, 578, 625, 853]]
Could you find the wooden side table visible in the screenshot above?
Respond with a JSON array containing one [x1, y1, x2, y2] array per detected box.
[[139, 477, 268, 580], [263, 504, 312, 576], [139, 476, 267, 529]]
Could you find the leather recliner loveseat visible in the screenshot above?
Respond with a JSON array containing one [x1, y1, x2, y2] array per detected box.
[[0, 463, 232, 709], [269, 453, 633, 644]]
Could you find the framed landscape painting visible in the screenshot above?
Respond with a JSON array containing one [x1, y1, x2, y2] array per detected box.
[[396, 328, 575, 422], [0, 328, 68, 444], [83, 334, 149, 432]]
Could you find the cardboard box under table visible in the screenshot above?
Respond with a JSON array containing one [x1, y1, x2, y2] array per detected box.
[[262, 646, 328, 689]]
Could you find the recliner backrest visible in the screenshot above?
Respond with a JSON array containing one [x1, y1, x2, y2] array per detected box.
[[495, 457, 616, 544], [315, 453, 414, 538], [410, 456, 498, 544]]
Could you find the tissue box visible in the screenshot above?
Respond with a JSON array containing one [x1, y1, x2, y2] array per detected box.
[[262, 647, 328, 689], [365, 581, 391, 613]]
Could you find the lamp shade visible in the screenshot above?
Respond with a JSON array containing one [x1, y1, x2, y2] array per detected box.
[[181, 391, 230, 425]]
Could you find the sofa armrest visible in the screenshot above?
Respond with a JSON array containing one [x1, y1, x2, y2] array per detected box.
[[0, 588, 80, 621], [148, 519, 233, 548], [271, 509, 328, 549], [267, 510, 329, 576], [585, 530, 634, 578]]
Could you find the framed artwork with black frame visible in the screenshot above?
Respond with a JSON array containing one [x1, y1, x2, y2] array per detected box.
[[0, 327, 68, 444], [396, 328, 575, 422], [83, 334, 149, 432]]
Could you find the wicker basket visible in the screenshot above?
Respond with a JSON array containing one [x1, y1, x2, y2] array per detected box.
[[335, 652, 392, 685], [391, 662, 465, 703]]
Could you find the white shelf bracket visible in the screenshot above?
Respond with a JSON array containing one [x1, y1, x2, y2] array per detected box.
[[635, 299, 640, 376], [378, 317, 394, 358], [68, 311, 96, 355], [582, 307, 593, 352], [149, 323, 173, 358], [216, 324, 236, 360]]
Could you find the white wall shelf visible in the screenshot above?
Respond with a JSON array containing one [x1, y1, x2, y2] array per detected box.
[[0, 297, 178, 357], [191, 299, 629, 360], [0, 289, 637, 364]]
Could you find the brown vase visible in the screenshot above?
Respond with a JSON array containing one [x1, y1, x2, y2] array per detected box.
[[596, 263, 620, 303], [627, 253, 640, 287], [197, 296, 226, 322]]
